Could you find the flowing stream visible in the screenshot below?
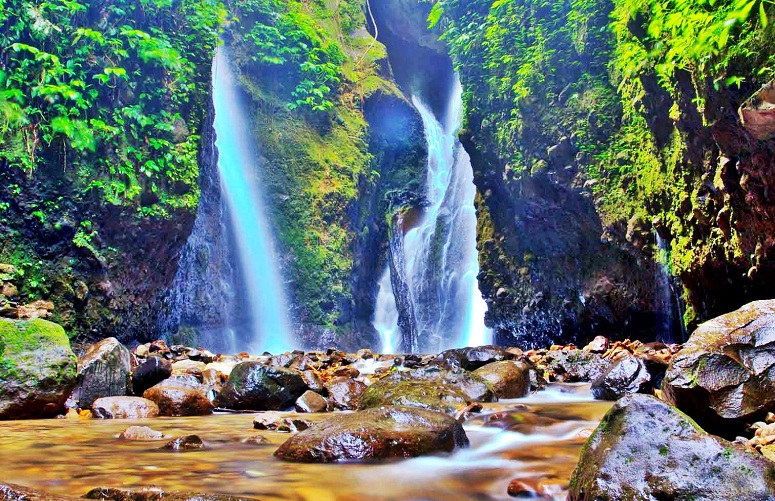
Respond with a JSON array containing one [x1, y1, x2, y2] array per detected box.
[[374, 78, 491, 353], [0, 386, 610, 501]]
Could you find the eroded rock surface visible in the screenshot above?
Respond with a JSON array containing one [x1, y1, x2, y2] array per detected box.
[[663, 300, 775, 437]]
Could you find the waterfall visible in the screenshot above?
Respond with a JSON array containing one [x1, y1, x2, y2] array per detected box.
[[373, 77, 491, 353], [654, 233, 687, 344], [159, 46, 294, 355], [212, 46, 294, 354]]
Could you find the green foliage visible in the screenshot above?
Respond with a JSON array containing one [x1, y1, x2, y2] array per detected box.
[[227, 0, 400, 326], [0, 0, 226, 216]]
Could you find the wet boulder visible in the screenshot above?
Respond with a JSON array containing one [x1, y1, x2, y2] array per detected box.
[[143, 378, 213, 416], [544, 349, 612, 382], [161, 435, 205, 451], [663, 299, 775, 438], [92, 396, 160, 419], [274, 406, 468, 462], [326, 378, 366, 410], [71, 337, 131, 408], [0, 318, 77, 419], [131, 356, 172, 396], [359, 379, 469, 415], [434, 345, 512, 370], [214, 362, 307, 411], [590, 355, 652, 401], [473, 360, 533, 399], [295, 390, 327, 413], [568, 394, 775, 501], [0, 482, 69, 501]]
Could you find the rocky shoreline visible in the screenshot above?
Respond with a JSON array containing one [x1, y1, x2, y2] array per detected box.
[[3, 300, 775, 499]]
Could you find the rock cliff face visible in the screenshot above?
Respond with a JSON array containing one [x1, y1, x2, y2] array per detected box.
[[374, 0, 670, 348]]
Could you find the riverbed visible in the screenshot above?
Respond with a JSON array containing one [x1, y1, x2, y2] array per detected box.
[[0, 386, 610, 501]]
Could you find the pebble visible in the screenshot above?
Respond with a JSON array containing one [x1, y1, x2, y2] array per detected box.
[[119, 426, 165, 441], [161, 435, 205, 451]]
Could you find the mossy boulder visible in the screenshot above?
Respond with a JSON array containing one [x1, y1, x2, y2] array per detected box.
[[359, 379, 470, 415], [0, 318, 77, 419], [568, 394, 775, 501]]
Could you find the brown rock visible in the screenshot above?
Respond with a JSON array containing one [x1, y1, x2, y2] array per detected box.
[[275, 406, 469, 462], [295, 390, 327, 413], [507, 479, 539, 498], [92, 396, 159, 419], [161, 435, 204, 451], [326, 379, 366, 410], [143, 379, 213, 416], [17, 300, 54, 319], [1, 283, 17, 299], [473, 360, 532, 399]]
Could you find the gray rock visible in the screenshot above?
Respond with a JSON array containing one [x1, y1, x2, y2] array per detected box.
[[590, 355, 652, 401], [568, 394, 775, 501], [71, 337, 131, 408]]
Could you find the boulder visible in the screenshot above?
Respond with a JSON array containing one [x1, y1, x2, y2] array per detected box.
[[92, 396, 160, 419], [359, 379, 469, 415], [568, 394, 775, 501], [382, 365, 496, 402], [143, 378, 213, 416], [544, 349, 612, 382], [473, 360, 532, 399], [295, 390, 327, 413], [590, 355, 652, 401], [663, 299, 775, 437], [326, 379, 366, 410], [274, 406, 468, 462], [0, 318, 77, 419], [433, 345, 512, 370], [214, 362, 307, 411], [70, 337, 131, 408], [131, 357, 172, 396]]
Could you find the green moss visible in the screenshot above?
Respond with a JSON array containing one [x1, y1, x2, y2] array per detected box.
[[227, 0, 403, 328]]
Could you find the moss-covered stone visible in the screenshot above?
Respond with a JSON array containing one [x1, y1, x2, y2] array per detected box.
[[568, 394, 775, 501], [0, 318, 77, 419]]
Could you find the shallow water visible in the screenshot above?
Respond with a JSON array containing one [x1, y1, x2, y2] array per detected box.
[[0, 386, 611, 501]]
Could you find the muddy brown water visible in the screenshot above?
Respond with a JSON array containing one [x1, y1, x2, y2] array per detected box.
[[0, 385, 611, 501]]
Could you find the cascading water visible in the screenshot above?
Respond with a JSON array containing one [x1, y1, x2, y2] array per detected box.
[[655, 233, 687, 344], [211, 46, 294, 354], [160, 46, 294, 354], [373, 77, 491, 353]]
